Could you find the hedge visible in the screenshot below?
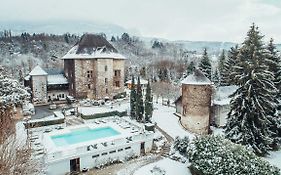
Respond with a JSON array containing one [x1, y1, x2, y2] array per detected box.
[[24, 118, 65, 128], [81, 110, 127, 120]]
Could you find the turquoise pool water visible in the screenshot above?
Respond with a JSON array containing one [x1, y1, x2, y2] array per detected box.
[[51, 127, 120, 147]]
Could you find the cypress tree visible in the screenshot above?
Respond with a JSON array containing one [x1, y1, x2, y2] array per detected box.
[[198, 48, 212, 80], [130, 76, 137, 120], [145, 81, 153, 122], [225, 24, 281, 156], [221, 45, 239, 86], [136, 76, 144, 122]]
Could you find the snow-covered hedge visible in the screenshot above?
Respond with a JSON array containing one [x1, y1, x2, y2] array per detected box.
[[188, 135, 280, 175]]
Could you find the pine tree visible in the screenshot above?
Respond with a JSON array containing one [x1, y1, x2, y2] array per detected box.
[[267, 38, 281, 110], [136, 76, 144, 122], [218, 49, 226, 74], [220, 45, 239, 86], [186, 61, 195, 75], [225, 24, 281, 156], [212, 68, 220, 87], [130, 76, 137, 120], [145, 81, 153, 122], [198, 48, 212, 80]]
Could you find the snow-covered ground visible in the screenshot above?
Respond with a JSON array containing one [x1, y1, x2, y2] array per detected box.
[[152, 103, 194, 139], [134, 158, 191, 175], [264, 150, 281, 171]]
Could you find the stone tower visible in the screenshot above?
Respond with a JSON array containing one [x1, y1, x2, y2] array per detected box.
[[180, 69, 212, 134], [29, 65, 48, 104]]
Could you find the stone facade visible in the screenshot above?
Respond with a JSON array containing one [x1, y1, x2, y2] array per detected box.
[[179, 69, 213, 135], [31, 75, 48, 104], [181, 84, 212, 134], [64, 58, 125, 99]]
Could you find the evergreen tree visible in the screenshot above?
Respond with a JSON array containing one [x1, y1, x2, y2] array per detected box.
[[225, 24, 281, 156], [212, 68, 220, 87], [186, 61, 195, 75], [130, 76, 137, 120], [136, 76, 144, 122], [218, 49, 226, 74], [221, 45, 239, 86], [267, 38, 281, 110], [145, 81, 153, 122], [198, 48, 212, 80]]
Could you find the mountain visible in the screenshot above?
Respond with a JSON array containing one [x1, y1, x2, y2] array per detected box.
[[0, 20, 129, 37]]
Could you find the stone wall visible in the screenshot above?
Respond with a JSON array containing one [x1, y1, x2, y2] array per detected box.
[[74, 59, 97, 99], [181, 84, 212, 134], [31, 75, 47, 104], [65, 58, 125, 99]]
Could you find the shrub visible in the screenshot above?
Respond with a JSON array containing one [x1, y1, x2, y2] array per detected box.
[[188, 135, 280, 175], [173, 136, 190, 156], [81, 110, 127, 119]]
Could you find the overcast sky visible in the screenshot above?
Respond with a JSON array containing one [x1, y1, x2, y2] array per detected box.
[[0, 0, 280, 42]]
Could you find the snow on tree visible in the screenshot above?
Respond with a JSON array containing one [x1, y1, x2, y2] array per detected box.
[[266, 38, 281, 110], [145, 81, 153, 122], [221, 45, 239, 86], [198, 48, 212, 80], [188, 135, 280, 175], [136, 76, 144, 122], [130, 75, 137, 120], [186, 61, 195, 76], [212, 68, 220, 87], [173, 136, 190, 156], [225, 24, 281, 156], [218, 49, 226, 74], [0, 65, 30, 141]]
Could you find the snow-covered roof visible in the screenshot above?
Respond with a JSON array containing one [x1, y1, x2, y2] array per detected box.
[[47, 74, 68, 85], [62, 33, 126, 60], [125, 78, 148, 85], [213, 85, 238, 105], [29, 65, 48, 76], [181, 69, 212, 85]]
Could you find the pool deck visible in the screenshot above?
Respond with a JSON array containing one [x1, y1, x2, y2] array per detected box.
[[42, 116, 153, 163]]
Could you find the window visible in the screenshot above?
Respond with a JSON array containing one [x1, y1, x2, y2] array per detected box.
[[101, 152, 108, 156], [105, 66, 108, 72], [105, 78, 108, 85], [125, 147, 131, 150], [88, 84, 91, 89], [109, 150, 116, 154], [105, 88, 108, 94], [115, 81, 120, 87], [92, 154, 99, 158], [114, 70, 121, 77], [62, 94, 65, 98], [87, 70, 93, 78], [118, 148, 123, 152]]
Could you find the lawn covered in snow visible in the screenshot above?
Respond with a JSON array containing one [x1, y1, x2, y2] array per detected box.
[[152, 103, 194, 139], [134, 158, 191, 175]]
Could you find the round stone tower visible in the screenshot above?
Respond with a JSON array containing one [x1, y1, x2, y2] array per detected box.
[[180, 69, 212, 135]]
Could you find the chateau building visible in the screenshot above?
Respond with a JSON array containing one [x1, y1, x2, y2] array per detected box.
[[63, 34, 126, 99], [25, 33, 126, 104]]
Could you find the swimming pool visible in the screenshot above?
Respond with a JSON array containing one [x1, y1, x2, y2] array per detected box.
[[51, 127, 120, 147]]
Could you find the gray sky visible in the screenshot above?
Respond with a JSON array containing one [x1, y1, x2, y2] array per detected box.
[[1, 0, 281, 42]]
